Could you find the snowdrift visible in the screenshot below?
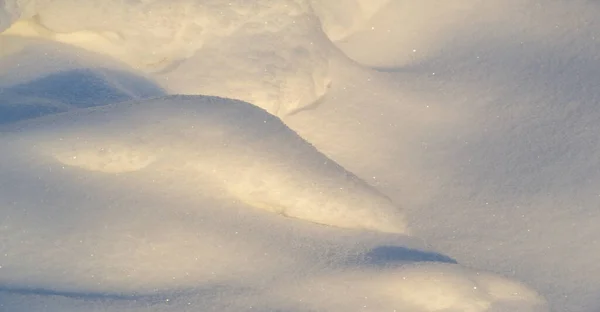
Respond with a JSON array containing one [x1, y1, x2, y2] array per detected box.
[[1, 94, 408, 234], [2, 0, 333, 116], [3, 0, 600, 311]]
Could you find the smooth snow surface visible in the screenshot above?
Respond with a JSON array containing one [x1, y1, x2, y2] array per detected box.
[[1, 95, 408, 234], [1, 0, 599, 311]]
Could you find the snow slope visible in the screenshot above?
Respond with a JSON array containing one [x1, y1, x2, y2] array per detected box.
[[0, 94, 547, 312], [1, 95, 408, 234], [284, 1, 600, 311], [1, 0, 599, 311]]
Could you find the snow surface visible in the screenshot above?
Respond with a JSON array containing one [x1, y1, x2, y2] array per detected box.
[[1, 0, 599, 311]]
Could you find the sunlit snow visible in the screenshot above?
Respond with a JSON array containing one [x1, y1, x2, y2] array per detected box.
[[1, 0, 599, 311]]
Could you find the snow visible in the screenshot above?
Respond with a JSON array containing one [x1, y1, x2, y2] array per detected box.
[[1, 0, 599, 311], [2, 95, 408, 233], [3, 0, 333, 115]]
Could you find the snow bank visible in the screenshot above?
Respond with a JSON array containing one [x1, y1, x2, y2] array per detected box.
[[0, 81, 548, 311], [2, 95, 408, 234], [2, 0, 333, 116], [8, 0, 600, 310], [283, 1, 600, 311]]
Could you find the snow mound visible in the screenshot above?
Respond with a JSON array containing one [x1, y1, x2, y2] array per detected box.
[[293, 263, 548, 312], [2, 0, 334, 116], [3, 95, 408, 234]]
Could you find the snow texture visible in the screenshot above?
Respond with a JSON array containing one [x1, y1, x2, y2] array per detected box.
[[3, 0, 333, 116], [1, 0, 599, 311]]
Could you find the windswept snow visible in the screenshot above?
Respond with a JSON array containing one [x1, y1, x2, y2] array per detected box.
[[1, 0, 600, 311], [1, 95, 408, 234]]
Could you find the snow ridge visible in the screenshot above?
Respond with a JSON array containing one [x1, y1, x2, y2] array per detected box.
[[3, 95, 409, 234]]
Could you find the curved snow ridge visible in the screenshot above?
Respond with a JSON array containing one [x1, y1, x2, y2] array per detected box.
[[6, 95, 408, 234], [288, 262, 549, 312]]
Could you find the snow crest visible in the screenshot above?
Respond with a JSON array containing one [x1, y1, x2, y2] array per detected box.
[[4, 95, 408, 234]]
